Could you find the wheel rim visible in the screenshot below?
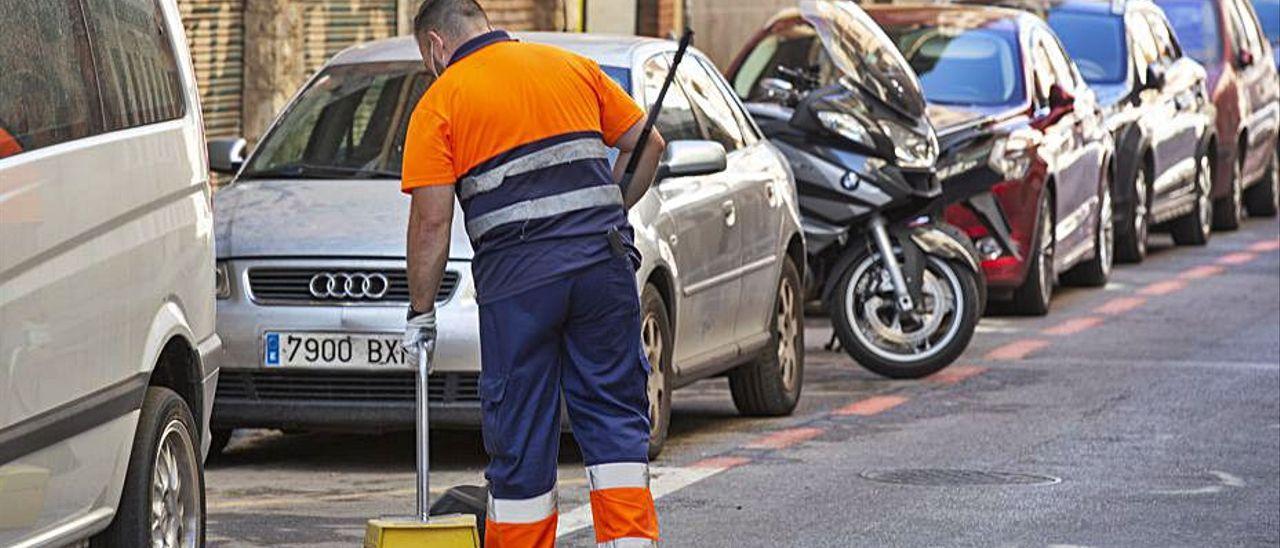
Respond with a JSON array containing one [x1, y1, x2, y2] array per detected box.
[[1038, 202, 1055, 305], [642, 311, 665, 438], [1199, 156, 1214, 235], [150, 419, 200, 548], [1271, 153, 1279, 210], [846, 255, 965, 362], [775, 274, 800, 393], [1099, 185, 1114, 275], [1232, 160, 1244, 222], [1133, 167, 1148, 254]]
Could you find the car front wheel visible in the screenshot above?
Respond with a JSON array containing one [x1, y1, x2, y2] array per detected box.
[[93, 387, 205, 548]]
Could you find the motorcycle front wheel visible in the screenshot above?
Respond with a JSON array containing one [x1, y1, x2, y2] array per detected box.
[[830, 250, 981, 379]]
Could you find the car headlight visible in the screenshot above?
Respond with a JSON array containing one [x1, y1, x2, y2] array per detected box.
[[877, 119, 937, 169], [816, 111, 875, 149], [987, 128, 1043, 180], [215, 262, 231, 299]]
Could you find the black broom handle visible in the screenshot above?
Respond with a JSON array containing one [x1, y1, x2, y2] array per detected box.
[[618, 28, 694, 192]]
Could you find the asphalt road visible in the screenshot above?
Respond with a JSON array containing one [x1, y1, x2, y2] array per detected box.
[[206, 218, 1280, 547]]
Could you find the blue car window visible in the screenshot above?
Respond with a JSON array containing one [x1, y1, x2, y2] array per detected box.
[[1049, 11, 1128, 83], [1155, 0, 1224, 63], [882, 25, 1025, 107]]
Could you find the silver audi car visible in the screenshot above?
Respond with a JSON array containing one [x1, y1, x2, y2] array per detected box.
[[207, 33, 805, 457]]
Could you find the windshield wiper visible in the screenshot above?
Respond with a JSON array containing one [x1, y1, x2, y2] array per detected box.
[[240, 162, 400, 180]]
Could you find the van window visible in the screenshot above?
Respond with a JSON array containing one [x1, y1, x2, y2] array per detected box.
[[84, 0, 187, 130], [0, 0, 104, 159]]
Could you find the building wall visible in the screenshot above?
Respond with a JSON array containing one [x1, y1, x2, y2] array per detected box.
[[686, 0, 792, 68]]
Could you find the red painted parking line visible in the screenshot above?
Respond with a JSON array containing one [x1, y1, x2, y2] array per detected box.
[[1139, 279, 1188, 296], [688, 456, 752, 469], [743, 427, 824, 450], [1094, 296, 1147, 315], [1248, 239, 1280, 252], [984, 339, 1050, 361], [1217, 252, 1257, 265], [926, 365, 988, 385], [1042, 315, 1104, 336], [1179, 264, 1225, 280], [832, 395, 909, 416]]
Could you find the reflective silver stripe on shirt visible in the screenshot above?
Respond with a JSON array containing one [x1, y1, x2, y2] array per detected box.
[[465, 184, 624, 241], [586, 462, 650, 491], [458, 137, 611, 200], [487, 488, 558, 524], [598, 537, 658, 547]]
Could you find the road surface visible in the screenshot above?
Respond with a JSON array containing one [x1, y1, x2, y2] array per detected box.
[[206, 218, 1280, 547]]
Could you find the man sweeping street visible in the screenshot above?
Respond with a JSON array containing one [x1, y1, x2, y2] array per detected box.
[[400, 0, 666, 546]]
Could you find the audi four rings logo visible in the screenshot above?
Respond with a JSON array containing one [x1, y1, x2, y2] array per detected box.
[[309, 272, 390, 300]]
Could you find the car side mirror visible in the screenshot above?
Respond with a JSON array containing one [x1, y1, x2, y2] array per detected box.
[[656, 140, 727, 182], [207, 137, 247, 175], [1145, 63, 1167, 90], [1237, 49, 1255, 68]]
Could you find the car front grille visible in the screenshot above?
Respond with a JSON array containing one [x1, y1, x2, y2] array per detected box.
[[217, 370, 480, 404], [247, 268, 459, 304]]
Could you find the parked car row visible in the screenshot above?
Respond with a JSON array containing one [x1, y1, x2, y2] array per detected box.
[[2, 0, 1275, 545]]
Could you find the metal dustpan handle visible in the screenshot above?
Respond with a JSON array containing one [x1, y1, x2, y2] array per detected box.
[[416, 339, 434, 522]]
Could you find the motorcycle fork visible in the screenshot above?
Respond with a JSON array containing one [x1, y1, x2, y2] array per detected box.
[[868, 215, 926, 313]]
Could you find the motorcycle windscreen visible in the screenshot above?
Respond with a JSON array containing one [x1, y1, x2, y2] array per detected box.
[[798, 0, 928, 120]]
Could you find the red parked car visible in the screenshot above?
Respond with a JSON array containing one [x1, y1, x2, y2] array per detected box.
[[1156, 0, 1280, 226]]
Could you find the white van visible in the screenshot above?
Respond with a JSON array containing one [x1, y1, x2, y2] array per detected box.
[[0, 1, 219, 546]]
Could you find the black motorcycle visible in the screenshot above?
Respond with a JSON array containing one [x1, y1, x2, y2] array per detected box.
[[729, 0, 983, 378]]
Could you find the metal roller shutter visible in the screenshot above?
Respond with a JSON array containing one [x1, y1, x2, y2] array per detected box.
[[300, 0, 399, 75], [178, 0, 244, 138]]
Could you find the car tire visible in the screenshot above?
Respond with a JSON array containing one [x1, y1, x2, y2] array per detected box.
[[1115, 164, 1150, 263], [640, 284, 673, 460], [1244, 149, 1278, 217], [730, 256, 803, 417], [1171, 154, 1214, 246], [1213, 152, 1245, 230], [92, 387, 205, 548], [1064, 177, 1113, 287], [1009, 193, 1055, 316]]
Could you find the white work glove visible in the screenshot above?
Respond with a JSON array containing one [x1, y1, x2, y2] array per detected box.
[[403, 308, 437, 367]]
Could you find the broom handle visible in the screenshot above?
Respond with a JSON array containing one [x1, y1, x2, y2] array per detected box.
[[417, 340, 433, 522]]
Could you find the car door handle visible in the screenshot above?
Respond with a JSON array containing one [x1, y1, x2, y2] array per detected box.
[[721, 199, 737, 226]]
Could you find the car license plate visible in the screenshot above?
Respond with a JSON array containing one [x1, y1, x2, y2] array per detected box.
[[264, 332, 407, 368]]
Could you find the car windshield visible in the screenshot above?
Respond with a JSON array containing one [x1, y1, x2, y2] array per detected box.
[[242, 61, 632, 180], [1049, 11, 1127, 83], [1253, 0, 1279, 43], [1155, 0, 1223, 63], [879, 24, 1025, 107]]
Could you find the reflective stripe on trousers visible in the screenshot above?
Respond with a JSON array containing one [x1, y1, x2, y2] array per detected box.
[[486, 489, 558, 548], [588, 463, 659, 546]]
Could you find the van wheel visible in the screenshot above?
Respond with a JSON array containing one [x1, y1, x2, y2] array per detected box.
[[1214, 153, 1245, 230], [730, 257, 803, 416], [1009, 194, 1054, 316], [1244, 149, 1278, 217], [640, 284, 673, 460], [92, 387, 205, 548]]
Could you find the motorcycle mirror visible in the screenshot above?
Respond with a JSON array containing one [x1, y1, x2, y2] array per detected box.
[[756, 77, 796, 104]]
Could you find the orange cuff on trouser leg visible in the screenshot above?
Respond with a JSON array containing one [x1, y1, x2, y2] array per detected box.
[[586, 463, 659, 546], [485, 490, 559, 548]]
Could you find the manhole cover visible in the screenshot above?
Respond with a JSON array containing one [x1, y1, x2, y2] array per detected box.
[[860, 468, 1060, 486]]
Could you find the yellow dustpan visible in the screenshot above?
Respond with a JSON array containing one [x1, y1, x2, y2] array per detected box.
[[364, 341, 480, 547]]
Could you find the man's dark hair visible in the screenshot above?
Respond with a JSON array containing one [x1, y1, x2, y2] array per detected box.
[[413, 0, 489, 42]]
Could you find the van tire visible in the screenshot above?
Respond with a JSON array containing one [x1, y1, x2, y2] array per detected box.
[[730, 257, 803, 417], [93, 387, 205, 548]]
